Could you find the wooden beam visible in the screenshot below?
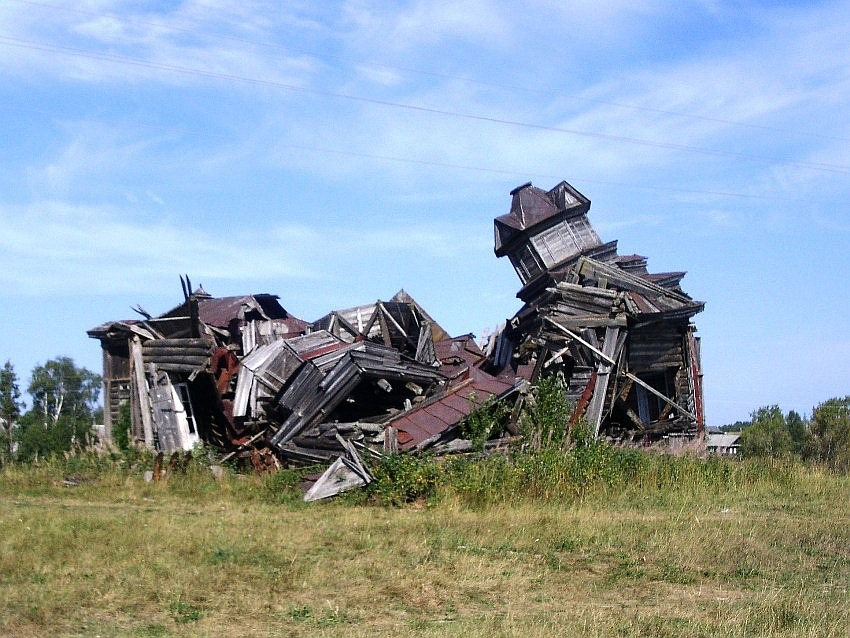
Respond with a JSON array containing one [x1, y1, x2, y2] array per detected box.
[[130, 336, 154, 449], [622, 372, 698, 422], [543, 344, 572, 369], [543, 318, 616, 366], [378, 302, 408, 338]]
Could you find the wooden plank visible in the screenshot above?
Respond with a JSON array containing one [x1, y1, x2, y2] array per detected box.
[[126, 324, 158, 340], [142, 345, 211, 355], [617, 379, 634, 402], [143, 338, 211, 348], [550, 281, 618, 299], [544, 314, 628, 329], [586, 327, 620, 437], [131, 336, 154, 449], [153, 363, 207, 373], [303, 457, 368, 502], [577, 256, 692, 304], [615, 399, 647, 430], [378, 302, 411, 340], [543, 344, 571, 369], [219, 430, 267, 463], [335, 433, 372, 481], [384, 426, 399, 454], [376, 306, 393, 347], [143, 355, 210, 365]]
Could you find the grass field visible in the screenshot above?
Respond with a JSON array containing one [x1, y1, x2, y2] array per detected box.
[[1, 456, 849, 637]]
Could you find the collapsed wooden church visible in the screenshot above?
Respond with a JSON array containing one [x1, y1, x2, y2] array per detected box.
[[88, 180, 704, 475]]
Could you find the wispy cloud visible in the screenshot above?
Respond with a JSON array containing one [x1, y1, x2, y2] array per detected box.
[[0, 0, 320, 88], [340, 0, 512, 55], [0, 199, 485, 295]]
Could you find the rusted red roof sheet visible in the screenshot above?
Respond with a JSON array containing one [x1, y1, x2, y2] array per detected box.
[[300, 341, 351, 361], [434, 334, 485, 379], [390, 367, 515, 451]]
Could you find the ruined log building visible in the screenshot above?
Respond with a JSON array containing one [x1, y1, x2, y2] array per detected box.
[[88, 180, 704, 476]]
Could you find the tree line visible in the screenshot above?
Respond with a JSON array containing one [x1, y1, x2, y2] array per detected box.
[[734, 401, 850, 471], [0, 358, 101, 465], [1, 355, 848, 471]]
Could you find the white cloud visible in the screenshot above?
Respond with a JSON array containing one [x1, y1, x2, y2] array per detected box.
[[691, 209, 735, 229], [0, 199, 485, 295], [341, 0, 512, 55], [23, 123, 160, 198], [5, 0, 848, 205], [0, 0, 321, 88], [354, 64, 404, 86]]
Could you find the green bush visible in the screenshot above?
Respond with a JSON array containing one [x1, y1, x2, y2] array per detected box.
[[739, 405, 794, 459], [520, 374, 572, 450], [809, 396, 850, 471], [368, 453, 442, 506], [113, 401, 132, 451], [459, 395, 508, 451]]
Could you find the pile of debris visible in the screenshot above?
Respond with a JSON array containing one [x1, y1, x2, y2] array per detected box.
[[88, 179, 704, 496], [88, 286, 524, 471]]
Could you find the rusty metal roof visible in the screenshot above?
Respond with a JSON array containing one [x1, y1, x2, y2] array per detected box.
[[497, 183, 558, 231], [434, 334, 485, 379], [390, 366, 516, 451]]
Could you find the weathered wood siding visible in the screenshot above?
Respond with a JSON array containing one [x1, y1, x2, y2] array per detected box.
[[627, 324, 686, 373]]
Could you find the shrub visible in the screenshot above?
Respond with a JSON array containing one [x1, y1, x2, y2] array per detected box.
[[520, 373, 572, 451], [458, 394, 508, 451], [369, 453, 442, 506], [739, 405, 793, 458], [113, 401, 132, 451]]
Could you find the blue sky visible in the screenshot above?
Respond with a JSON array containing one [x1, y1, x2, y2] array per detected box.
[[1, 0, 848, 424]]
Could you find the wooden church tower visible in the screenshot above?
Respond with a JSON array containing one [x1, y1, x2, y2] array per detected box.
[[494, 181, 602, 284]]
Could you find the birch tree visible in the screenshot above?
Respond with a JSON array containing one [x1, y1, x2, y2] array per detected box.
[[0, 360, 23, 462], [16, 357, 101, 461]]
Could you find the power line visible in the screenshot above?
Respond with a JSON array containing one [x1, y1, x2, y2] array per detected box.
[[2, 102, 847, 207], [2, 35, 850, 177], [10, 0, 850, 146]]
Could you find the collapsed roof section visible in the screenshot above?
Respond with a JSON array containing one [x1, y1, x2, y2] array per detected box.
[[89, 286, 525, 465], [311, 290, 449, 363]]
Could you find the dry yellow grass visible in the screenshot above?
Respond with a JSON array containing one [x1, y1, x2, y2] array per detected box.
[[0, 465, 848, 637]]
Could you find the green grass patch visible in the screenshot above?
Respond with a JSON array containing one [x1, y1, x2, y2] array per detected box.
[[1, 447, 849, 635]]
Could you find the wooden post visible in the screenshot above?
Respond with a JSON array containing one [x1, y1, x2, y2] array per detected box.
[[384, 426, 399, 454], [586, 327, 620, 438], [622, 372, 698, 422], [131, 336, 155, 449]]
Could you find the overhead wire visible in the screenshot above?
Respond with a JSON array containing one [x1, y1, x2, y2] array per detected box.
[[9, 0, 850, 145], [2, 34, 850, 176], [2, 102, 847, 207]]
